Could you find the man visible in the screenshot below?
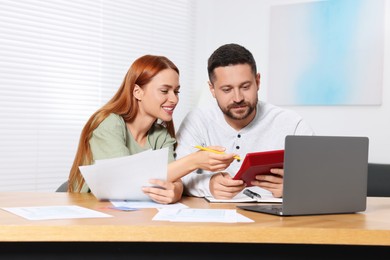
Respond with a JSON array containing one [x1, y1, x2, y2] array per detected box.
[[175, 43, 314, 199]]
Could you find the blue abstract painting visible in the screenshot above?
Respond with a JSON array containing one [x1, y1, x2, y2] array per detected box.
[[268, 0, 384, 105]]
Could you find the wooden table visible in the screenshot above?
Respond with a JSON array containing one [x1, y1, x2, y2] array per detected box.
[[0, 192, 389, 258]]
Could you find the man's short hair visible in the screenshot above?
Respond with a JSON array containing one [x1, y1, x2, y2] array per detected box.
[[207, 43, 257, 83]]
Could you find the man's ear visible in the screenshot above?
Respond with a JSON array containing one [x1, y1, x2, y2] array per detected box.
[[133, 84, 143, 101], [208, 81, 216, 98], [256, 73, 261, 91]]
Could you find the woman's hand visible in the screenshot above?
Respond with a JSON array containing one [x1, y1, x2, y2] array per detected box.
[[195, 146, 237, 172], [167, 146, 238, 182], [142, 178, 183, 204]]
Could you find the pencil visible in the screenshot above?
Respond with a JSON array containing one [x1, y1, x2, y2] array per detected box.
[[194, 145, 241, 160]]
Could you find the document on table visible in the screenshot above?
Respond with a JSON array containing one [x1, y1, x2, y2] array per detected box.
[[110, 200, 188, 210], [1, 205, 112, 220], [205, 187, 283, 203], [79, 148, 168, 201], [153, 208, 254, 223]]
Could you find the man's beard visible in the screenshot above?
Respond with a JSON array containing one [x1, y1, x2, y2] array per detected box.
[[218, 99, 257, 120]]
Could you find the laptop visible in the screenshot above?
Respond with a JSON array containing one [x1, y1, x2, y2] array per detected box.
[[238, 135, 369, 216]]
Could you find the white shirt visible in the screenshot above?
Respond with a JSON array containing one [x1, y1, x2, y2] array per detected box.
[[175, 100, 315, 197]]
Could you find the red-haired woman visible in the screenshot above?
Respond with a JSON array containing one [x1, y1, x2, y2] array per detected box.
[[68, 55, 236, 204]]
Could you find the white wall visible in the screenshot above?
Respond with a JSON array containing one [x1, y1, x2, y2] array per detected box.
[[193, 0, 390, 163]]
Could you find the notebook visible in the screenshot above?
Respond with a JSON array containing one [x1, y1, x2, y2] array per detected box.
[[238, 135, 369, 216], [204, 186, 283, 203]]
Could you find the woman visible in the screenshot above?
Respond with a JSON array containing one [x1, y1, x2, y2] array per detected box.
[[68, 55, 236, 204]]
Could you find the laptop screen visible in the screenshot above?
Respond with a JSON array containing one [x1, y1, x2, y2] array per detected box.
[[238, 135, 369, 216]]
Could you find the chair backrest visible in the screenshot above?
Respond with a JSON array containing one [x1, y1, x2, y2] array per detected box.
[[367, 163, 390, 197], [56, 181, 69, 192]]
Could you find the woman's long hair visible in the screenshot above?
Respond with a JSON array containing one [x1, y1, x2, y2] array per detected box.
[[68, 55, 179, 192]]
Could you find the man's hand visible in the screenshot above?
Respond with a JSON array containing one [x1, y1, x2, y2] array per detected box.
[[209, 172, 246, 199], [251, 168, 284, 198]]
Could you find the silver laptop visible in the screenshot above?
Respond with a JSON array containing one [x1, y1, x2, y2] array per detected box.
[[238, 135, 369, 216]]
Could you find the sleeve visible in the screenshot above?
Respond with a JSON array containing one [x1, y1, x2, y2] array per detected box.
[[175, 110, 214, 197], [294, 118, 316, 136], [149, 124, 177, 163], [166, 140, 176, 163], [89, 114, 130, 161]]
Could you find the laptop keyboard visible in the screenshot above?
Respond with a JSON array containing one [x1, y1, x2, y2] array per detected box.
[[238, 204, 284, 215], [261, 204, 283, 214]]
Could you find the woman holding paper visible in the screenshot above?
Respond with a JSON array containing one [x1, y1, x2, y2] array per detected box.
[[68, 55, 237, 204]]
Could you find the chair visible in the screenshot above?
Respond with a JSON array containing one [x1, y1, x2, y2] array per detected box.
[[367, 163, 390, 197], [56, 181, 69, 192]]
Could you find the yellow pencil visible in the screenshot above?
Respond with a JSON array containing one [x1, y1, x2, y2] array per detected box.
[[194, 145, 241, 160]]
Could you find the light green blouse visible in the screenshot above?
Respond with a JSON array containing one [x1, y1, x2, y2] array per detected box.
[[79, 113, 176, 192]]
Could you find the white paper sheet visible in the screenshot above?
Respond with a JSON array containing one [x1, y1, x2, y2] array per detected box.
[[79, 148, 168, 201], [110, 200, 188, 210], [1, 205, 112, 220], [153, 208, 254, 223]]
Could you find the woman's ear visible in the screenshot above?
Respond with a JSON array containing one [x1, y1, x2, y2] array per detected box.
[[133, 84, 143, 101]]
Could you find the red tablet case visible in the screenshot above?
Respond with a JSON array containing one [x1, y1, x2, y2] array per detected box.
[[233, 149, 284, 187]]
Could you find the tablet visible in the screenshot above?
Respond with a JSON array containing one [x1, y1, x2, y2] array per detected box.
[[233, 149, 284, 187]]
